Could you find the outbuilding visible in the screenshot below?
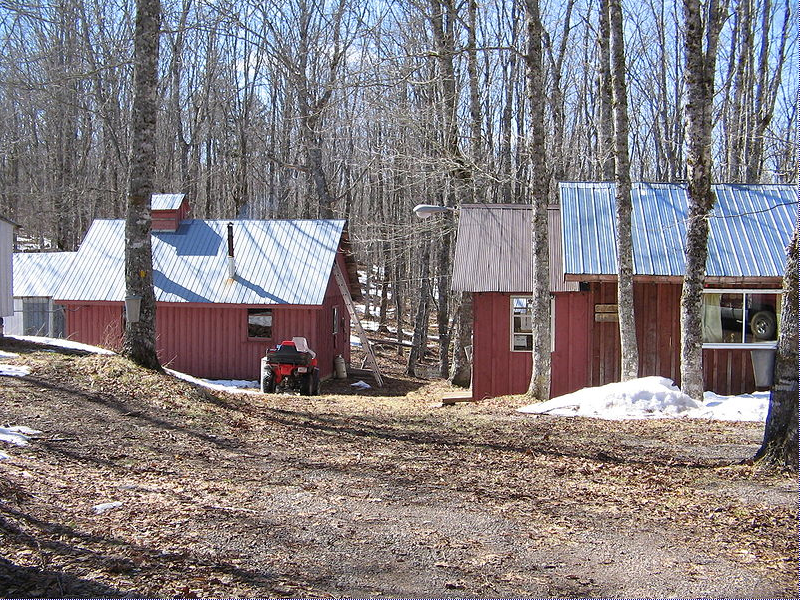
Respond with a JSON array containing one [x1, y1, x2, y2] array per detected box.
[[0, 216, 19, 325], [11, 194, 360, 381], [452, 182, 798, 400]]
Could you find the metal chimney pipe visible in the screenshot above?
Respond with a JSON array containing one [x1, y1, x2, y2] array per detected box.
[[227, 222, 236, 279]]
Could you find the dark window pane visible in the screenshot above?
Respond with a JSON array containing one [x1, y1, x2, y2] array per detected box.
[[248, 309, 273, 338]]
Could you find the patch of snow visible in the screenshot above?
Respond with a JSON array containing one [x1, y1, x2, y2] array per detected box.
[[351, 380, 371, 389], [0, 364, 30, 377], [4, 335, 115, 355], [0, 425, 41, 446], [689, 391, 770, 422], [93, 501, 123, 514], [0, 351, 19, 358], [165, 368, 261, 395], [0, 451, 10, 461], [518, 376, 769, 422]]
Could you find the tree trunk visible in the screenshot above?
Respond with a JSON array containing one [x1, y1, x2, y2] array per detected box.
[[608, 0, 639, 380], [679, 0, 723, 399], [755, 227, 799, 469], [596, 0, 615, 181], [407, 241, 431, 377], [524, 0, 551, 400], [123, 0, 161, 371]]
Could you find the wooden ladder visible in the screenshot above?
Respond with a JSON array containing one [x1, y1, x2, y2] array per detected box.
[[332, 262, 383, 387]]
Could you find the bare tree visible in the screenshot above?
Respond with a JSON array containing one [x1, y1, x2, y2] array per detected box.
[[608, 0, 638, 380], [123, 0, 161, 370], [679, 0, 725, 399], [596, 0, 615, 180], [524, 0, 550, 400]]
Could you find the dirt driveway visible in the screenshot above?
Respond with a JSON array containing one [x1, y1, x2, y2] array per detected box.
[[0, 339, 798, 598]]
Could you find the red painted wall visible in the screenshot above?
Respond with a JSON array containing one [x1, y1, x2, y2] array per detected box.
[[472, 282, 759, 401], [60, 258, 351, 381]]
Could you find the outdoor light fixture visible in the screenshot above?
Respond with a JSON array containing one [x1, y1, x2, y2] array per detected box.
[[412, 204, 455, 219], [125, 294, 142, 323]]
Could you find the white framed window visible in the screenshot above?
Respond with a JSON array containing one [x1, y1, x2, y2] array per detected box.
[[511, 296, 555, 352], [702, 289, 782, 349]]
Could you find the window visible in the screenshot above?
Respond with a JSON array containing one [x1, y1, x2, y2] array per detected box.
[[248, 309, 273, 338], [512, 297, 534, 351], [511, 296, 555, 352], [333, 306, 339, 335], [702, 289, 781, 348]]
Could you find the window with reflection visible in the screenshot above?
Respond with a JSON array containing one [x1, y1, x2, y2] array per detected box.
[[702, 290, 781, 346]]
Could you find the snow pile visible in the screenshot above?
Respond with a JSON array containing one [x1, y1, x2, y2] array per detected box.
[[689, 391, 770, 422], [518, 376, 769, 422]]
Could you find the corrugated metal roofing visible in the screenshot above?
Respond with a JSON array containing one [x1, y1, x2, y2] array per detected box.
[[13, 251, 77, 297], [561, 182, 798, 278], [451, 204, 577, 293], [152, 193, 185, 210], [52, 219, 346, 305]]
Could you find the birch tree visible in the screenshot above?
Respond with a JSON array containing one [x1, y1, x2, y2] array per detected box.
[[679, 0, 725, 398], [123, 0, 161, 370], [609, 0, 638, 380]]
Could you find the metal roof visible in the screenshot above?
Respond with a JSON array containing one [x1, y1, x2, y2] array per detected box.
[[451, 204, 577, 293], [152, 193, 186, 210], [52, 219, 347, 305], [13, 252, 77, 297], [561, 182, 799, 278]]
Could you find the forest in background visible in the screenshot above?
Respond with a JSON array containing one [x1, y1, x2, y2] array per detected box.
[[0, 0, 798, 376]]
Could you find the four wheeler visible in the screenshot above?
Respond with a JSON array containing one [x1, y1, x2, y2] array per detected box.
[[260, 337, 320, 395]]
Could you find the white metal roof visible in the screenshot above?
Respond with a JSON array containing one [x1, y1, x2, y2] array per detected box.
[[51, 219, 347, 305], [152, 193, 186, 210], [13, 252, 77, 297]]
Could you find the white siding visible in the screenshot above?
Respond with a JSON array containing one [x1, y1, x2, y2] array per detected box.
[[0, 219, 14, 317]]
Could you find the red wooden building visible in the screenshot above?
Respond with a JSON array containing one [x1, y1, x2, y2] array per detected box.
[[452, 183, 798, 400], [21, 194, 360, 380]]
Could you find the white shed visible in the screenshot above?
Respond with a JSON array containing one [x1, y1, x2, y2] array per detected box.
[[5, 251, 75, 337], [0, 216, 18, 320]]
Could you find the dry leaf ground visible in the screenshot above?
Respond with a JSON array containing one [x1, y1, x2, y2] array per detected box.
[[0, 337, 798, 598]]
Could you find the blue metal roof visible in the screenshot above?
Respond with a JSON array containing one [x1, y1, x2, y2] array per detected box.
[[51, 219, 346, 305], [561, 182, 798, 278]]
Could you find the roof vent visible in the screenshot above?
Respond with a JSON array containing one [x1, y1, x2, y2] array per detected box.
[[227, 222, 236, 279]]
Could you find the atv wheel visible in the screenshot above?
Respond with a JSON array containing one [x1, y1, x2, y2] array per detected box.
[[300, 372, 313, 396], [262, 368, 276, 393], [311, 368, 320, 395]]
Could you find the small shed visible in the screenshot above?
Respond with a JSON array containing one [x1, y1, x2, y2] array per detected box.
[[13, 195, 361, 381], [452, 183, 798, 400], [6, 251, 75, 337]]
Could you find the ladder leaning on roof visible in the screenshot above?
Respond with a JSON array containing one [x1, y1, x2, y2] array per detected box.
[[332, 261, 383, 387]]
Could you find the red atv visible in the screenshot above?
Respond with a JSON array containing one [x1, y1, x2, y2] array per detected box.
[[260, 337, 320, 395]]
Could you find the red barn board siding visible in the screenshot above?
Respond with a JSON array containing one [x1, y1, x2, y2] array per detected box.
[[60, 261, 351, 381], [472, 282, 762, 401]]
